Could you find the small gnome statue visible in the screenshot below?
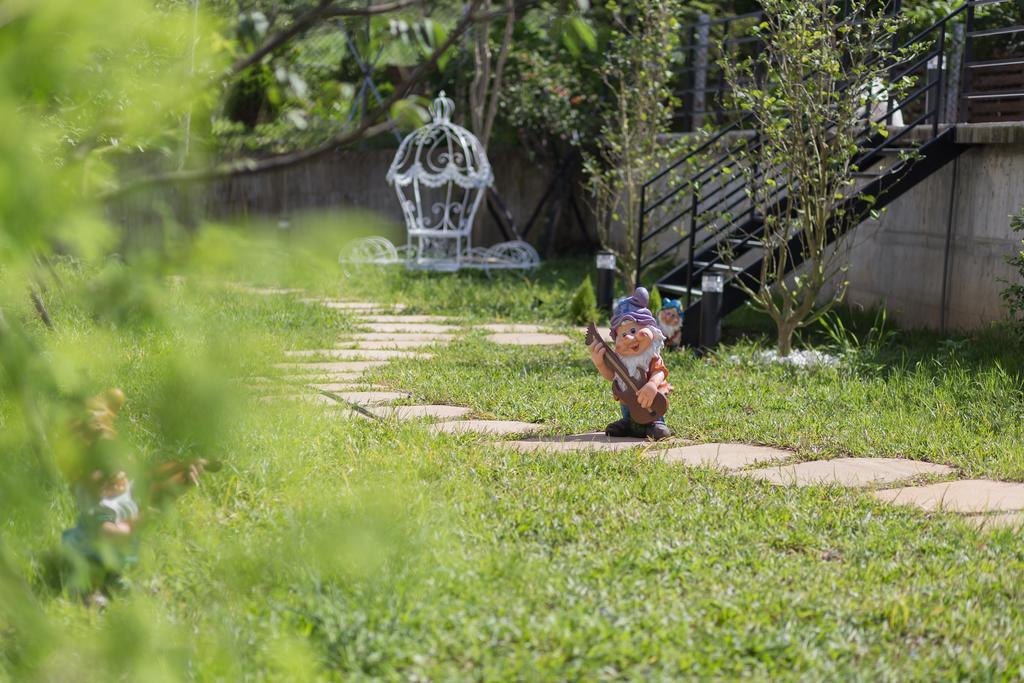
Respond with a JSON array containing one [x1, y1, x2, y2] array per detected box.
[[657, 298, 684, 350], [588, 287, 672, 440], [60, 389, 210, 607], [61, 389, 140, 607]]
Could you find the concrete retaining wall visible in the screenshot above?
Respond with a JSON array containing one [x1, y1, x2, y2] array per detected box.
[[844, 124, 1024, 331]]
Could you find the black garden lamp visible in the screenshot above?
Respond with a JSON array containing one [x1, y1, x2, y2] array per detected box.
[[595, 250, 616, 315]]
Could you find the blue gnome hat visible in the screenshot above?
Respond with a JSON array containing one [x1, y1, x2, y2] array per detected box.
[[660, 298, 684, 317]]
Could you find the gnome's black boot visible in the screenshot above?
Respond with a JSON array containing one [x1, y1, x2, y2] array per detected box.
[[645, 421, 672, 441], [605, 417, 634, 438]]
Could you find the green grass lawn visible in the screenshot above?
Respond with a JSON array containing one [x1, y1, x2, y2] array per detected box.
[[4, 226, 1024, 680]]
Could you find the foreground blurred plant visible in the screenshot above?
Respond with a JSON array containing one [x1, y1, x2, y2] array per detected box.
[[0, 0, 234, 676]]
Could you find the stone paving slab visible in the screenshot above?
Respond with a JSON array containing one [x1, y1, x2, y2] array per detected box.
[[499, 432, 655, 453], [363, 404, 471, 421], [356, 315, 455, 323], [359, 323, 459, 334], [320, 301, 405, 311], [321, 391, 409, 405], [480, 323, 550, 334], [485, 332, 572, 346], [342, 333, 456, 342], [308, 383, 394, 392], [274, 361, 387, 374], [337, 340, 444, 350], [430, 420, 547, 436], [741, 458, 954, 487], [285, 349, 432, 360], [259, 393, 338, 405], [280, 373, 364, 383], [966, 513, 1024, 530], [874, 480, 1024, 513], [653, 443, 792, 470]]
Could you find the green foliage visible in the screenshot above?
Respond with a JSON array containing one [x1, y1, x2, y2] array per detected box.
[[1001, 207, 1024, 336], [649, 285, 663, 314], [719, 0, 916, 355], [582, 0, 686, 289], [569, 274, 599, 324]]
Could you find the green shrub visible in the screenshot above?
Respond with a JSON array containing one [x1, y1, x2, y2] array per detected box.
[[649, 286, 663, 315], [569, 275, 598, 325], [1002, 207, 1024, 336]]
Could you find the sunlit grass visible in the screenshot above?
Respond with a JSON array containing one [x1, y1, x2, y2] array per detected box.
[[2, 225, 1024, 679]]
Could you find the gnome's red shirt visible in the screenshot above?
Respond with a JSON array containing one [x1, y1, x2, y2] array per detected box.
[[614, 356, 672, 401]]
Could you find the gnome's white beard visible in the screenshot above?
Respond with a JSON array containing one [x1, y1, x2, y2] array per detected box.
[[614, 329, 665, 392], [658, 315, 681, 338], [100, 485, 139, 524]]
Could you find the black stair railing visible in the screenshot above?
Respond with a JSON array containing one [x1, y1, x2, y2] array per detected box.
[[635, 1, 982, 299]]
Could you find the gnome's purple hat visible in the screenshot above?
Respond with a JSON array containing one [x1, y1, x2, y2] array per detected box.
[[610, 287, 658, 338]]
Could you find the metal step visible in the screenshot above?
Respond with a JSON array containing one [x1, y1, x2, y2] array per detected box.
[[655, 283, 702, 297], [693, 261, 745, 272], [726, 237, 766, 247]]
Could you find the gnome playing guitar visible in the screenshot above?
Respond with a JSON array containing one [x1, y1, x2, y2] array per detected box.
[[586, 287, 672, 440]]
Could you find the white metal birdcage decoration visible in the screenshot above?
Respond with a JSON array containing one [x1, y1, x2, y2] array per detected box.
[[386, 92, 494, 272]]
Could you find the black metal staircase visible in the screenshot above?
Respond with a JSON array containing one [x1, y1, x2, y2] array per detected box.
[[636, 1, 1024, 347]]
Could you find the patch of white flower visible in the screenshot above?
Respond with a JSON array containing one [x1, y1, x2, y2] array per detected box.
[[728, 348, 842, 369]]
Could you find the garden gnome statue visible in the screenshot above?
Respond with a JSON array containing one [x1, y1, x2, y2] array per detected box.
[[657, 298, 684, 350], [60, 389, 211, 608], [588, 287, 672, 440]]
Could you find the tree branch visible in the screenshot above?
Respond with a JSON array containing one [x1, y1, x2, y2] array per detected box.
[[102, 0, 486, 199], [228, 0, 422, 79]]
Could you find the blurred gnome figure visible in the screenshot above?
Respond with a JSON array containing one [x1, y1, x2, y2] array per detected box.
[[588, 287, 672, 440], [61, 389, 208, 608], [62, 389, 140, 608], [657, 298, 684, 350]]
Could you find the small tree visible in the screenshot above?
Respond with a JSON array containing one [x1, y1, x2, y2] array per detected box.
[[1001, 207, 1024, 336], [720, 0, 914, 355], [649, 285, 663, 314], [583, 0, 683, 290], [569, 275, 599, 324]]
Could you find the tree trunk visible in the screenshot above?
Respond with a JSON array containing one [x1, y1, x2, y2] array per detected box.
[[777, 322, 796, 356]]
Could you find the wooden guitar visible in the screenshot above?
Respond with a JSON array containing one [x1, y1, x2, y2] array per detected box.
[[585, 322, 668, 425]]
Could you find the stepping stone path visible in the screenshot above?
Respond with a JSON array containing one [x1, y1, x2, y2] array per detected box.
[[358, 315, 453, 323], [480, 323, 550, 333], [275, 361, 388, 373], [319, 301, 406, 312], [284, 349, 433, 360], [874, 480, 1024, 513], [339, 340, 446, 350], [364, 404, 471, 421], [655, 443, 791, 470], [246, 289, 1024, 533], [309, 383, 393, 392], [280, 373, 364, 383], [350, 333, 455, 342], [431, 420, 547, 436], [500, 432, 655, 453], [364, 323, 459, 334], [322, 391, 410, 406], [742, 457, 954, 487], [486, 332, 572, 346]]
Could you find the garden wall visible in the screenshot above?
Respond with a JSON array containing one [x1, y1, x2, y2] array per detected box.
[[842, 123, 1024, 332], [109, 147, 593, 256]]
